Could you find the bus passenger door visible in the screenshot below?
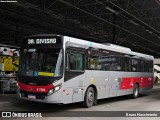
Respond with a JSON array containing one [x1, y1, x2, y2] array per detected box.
[[63, 49, 85, 104]]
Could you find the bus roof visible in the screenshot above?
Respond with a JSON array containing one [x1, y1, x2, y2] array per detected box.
[[66, 36, 154, 60]]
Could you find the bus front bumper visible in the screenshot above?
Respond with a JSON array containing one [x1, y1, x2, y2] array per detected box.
[[17, 89, 63, 104]]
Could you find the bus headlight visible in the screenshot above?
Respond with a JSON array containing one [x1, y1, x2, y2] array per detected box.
[[48, 84, 61, 95], [48, 89, 54, 95], [55, 85, 61, 91]]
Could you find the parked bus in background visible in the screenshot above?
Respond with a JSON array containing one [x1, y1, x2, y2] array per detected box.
[[154, 65, 160, 83], [0, 44, 19, 92], [17, 34, 154, 107]]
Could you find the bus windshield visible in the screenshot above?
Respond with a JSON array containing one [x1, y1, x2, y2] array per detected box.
[[19, 48, 63, 77]]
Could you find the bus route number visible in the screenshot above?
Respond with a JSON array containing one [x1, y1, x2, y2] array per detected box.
[[37, 88, 46, 92]]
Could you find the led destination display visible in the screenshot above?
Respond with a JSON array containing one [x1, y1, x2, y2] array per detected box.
[[28, 38, 57, 44]]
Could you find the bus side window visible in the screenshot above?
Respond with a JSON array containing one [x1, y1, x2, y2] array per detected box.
[[122, 57, 130, 71], [66, 51, 84, 71], [131, 59, 138, 72], [144, 61, 150, 72], [149, 61, 153, 72]]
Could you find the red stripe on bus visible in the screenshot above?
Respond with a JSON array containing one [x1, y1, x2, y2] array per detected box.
[[120, 77, 153, 90], [18, 81, 54, 93]]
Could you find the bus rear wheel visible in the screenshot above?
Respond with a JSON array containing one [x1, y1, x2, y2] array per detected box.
[[83, 87, 95, 108], [131, 84, 139, 99]]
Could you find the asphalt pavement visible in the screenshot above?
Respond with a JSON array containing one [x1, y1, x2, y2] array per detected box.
[[1, 84, 160, 120]]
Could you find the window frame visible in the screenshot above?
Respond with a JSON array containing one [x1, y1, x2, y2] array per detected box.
[[65, 49, 85, 72], [138, 59, 145, 72], [130, 58, 138, 72], [122, 56, 131, 72]]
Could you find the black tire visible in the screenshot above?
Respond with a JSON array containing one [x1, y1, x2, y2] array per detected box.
[[131, 84, 139, 99], [83, 87, 95, 108]]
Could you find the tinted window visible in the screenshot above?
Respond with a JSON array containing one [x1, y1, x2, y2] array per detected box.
[[144, 61, 149, 72], [67, 51, 84, 71], [149, 61, 153, 72], [87, 49, 102, 70], [131, 59, 138, 72], [138, 60, 144, 72], [99, 57, 122, 71], [87, 48, 153, 73], [122, 57, 130, 71]]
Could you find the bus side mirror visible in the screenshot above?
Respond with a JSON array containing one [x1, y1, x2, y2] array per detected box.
[[66, 51, 70, 71]]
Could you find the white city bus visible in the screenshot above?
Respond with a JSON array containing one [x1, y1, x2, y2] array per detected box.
[[17, 34, 154, 107]]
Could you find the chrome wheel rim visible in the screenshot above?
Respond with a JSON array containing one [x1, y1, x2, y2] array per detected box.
[[88, 91, 94, 104]]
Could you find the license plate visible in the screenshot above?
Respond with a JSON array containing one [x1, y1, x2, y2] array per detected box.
[[28, 95, 36, 99]]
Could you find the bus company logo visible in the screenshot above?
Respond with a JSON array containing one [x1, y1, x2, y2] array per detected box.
[[2, 112, 11, 117], [0, 0, 17, 2]]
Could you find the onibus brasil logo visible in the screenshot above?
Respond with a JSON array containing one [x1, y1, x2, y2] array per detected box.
[[2, 112, 42, 118]]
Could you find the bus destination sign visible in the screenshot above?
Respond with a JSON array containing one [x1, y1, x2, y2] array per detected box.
[[28, 38, 57, 45]]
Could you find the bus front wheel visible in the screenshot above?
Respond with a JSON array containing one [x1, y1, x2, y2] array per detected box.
[[83, 87, 95, 108], [131, 84, 139, 99]]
